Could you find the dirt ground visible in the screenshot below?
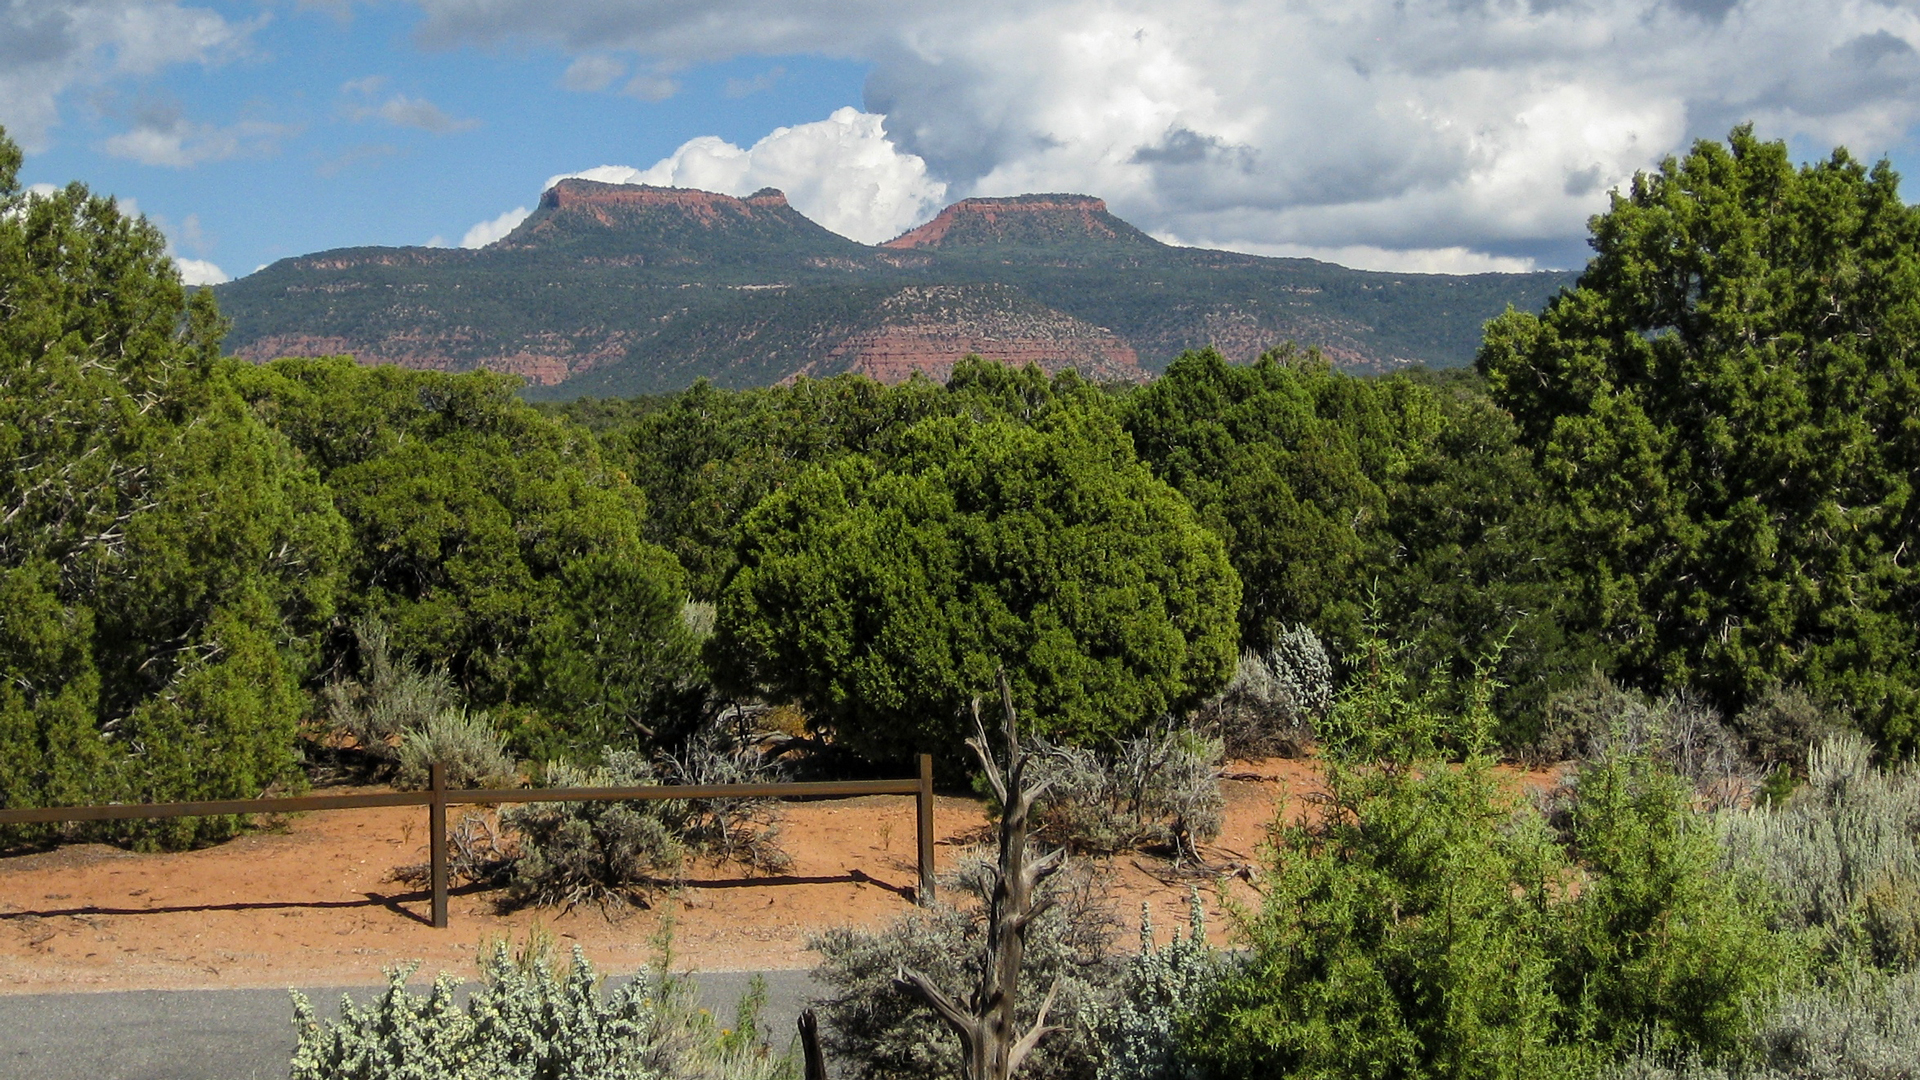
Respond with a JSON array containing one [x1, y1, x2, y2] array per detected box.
[[0, 759, 1325, 993]]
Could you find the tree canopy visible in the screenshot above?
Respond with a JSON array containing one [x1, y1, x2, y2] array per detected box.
[[712, 407, 1241, 762], [1481, 126, 1920, 751], [231, 358, 698, 759], [1121, 346, 1439, 654], [0, 138, 347, 842]]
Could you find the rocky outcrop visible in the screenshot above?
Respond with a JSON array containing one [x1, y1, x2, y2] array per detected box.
[[519, 181, 791, 233]]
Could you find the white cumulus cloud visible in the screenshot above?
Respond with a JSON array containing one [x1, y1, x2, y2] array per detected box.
[[411, 0, 1920, 269], [461, 205, 530, 247], [546, 107, 945, 244], [173, 256, 227, 285]]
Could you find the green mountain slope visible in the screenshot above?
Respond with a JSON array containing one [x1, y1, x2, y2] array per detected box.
[[215, 183, 1573, 397]]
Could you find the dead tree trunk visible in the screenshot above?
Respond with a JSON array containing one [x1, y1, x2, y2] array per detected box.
[[895, 670, 1065, 1080]]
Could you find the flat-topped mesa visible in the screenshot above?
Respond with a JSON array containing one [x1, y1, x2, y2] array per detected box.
[[536, 179, 791, 219], [883, 193, 1162, 250], [497, 179, 860, 262]]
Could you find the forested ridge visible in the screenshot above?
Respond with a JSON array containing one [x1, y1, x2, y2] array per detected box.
[[9, 125, 1920, 1078]]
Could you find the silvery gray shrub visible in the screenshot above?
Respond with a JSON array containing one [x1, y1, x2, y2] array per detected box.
[[1602, 966, 1920, 1080], [1721, 733, 1920, 967], [395, 707, 517, 790], [289, 938, 794, 1080], [1082, 896, 1221, 1080], [322, 617, 459, 754], [503, 737, 787, 912], [807, 853, 1120, 1080], [1533, 673, 1756, 805], [1027, 726, 1223, 862], [1196, 623, 1332, 759]]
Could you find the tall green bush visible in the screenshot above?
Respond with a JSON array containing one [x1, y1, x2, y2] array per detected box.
[[1121, 346, 1436, 655], [0, 126, 347, 845], [1184, 659, 1778, 1078]]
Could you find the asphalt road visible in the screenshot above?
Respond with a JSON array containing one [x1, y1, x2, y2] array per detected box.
[[0, 969, 824, 1080]]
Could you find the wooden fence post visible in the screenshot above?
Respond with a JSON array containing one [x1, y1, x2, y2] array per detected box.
[[917, 752, 936, 905], [430, 762, 448, 929]]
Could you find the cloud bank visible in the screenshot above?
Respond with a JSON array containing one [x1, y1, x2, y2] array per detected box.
[[414, 0, 1920, 270], [543, 107, 945, 244]]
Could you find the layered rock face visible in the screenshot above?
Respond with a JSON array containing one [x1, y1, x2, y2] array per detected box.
[[801, 285, 1143, 384]]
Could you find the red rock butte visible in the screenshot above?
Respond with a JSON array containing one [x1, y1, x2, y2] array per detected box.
[[883, 194, 1136, 249], [537, 180, 792, 224]]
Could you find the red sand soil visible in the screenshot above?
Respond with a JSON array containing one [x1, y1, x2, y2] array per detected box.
[[0, 761, 1327, 993]]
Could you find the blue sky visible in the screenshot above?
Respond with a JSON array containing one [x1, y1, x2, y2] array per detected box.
[[8, 0, 1920, 282]]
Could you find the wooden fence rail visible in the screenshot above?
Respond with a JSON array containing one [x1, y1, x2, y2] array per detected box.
[[0, 754, 938, 928]]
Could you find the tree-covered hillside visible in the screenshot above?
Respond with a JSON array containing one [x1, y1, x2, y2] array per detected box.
[[214, 183, 1573, 396]]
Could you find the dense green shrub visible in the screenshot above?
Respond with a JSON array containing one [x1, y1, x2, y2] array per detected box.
[[1733, 685, 1842, 778], [714, 408, 1239, 762], [1184, 709, 1777, 1078], [579, 361, 1115, 601], [0, 126, 347, 846], [808, 855, 1119, 1080], [1373, 368, 1603, 734], [1555, 749, 1781, 1060], [1121, 346, 1436, 655], [232, 356, 698, 760], [1186, 751, 1586, 1080], [289, 937, 794, 1080]]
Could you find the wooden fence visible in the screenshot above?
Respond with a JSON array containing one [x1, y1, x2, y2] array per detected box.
[[0, 755, 937, 928]]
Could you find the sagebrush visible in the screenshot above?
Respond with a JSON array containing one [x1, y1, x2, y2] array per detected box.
[[321, 617, 459, 765], [289, 933, 794, 1080], [502, 735, 787, 913], [1720, 733, 1920, 968], [1194, 624, 1332, 759], [808, 852, 1120, 1080], [1081, 895, 1220, 1080], [1027, 726, 1222, 862]]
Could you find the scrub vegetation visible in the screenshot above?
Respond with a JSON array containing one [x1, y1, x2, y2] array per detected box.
[[4, 123, 1920, 1079]]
